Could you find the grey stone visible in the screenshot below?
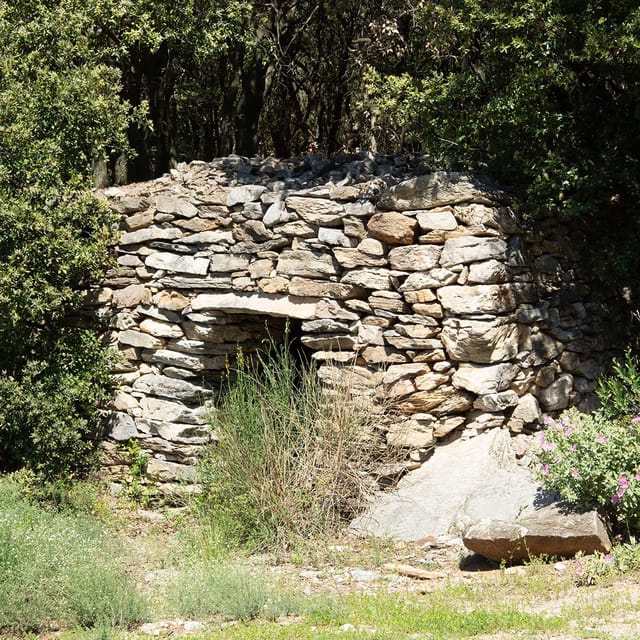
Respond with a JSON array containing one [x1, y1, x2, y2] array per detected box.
[[387, 419, 434, 448], [276, 250, 340, 278], [227, 185, 267, 206], [342, 268, 394, 290], [437, 284, 519, 314], [191, 292, 317, 319], [104, 411, 138, 441], [155, 195, 199, 218], [263, 199, 295, 226], [181, 230, 234, 244], [441, 318, 519, 363], [333, 249, 387, 268], [416, 207, 458, 231], [473, 391, 519, 412], [139, 397, 207, 425], [378, 173, 504, 211], [400, 269, 458, 290], [119, 330, 164, 350], [120, 226, 183, 245], [285, 196, 344, 226], [132, 374, 211, 401], [139, 318, 184, 339], [463, 503, 611, 562], [209, 254, 250, 272], [538, 374, 573, 411], [351, 428, 543, 541], [468, 260, 511, 284], [318, 227, 355, 247], [440, 237, 507, 268], [145, 252, 209, 275], [452, 363, 518, 395], [388, 245, 442, 271]]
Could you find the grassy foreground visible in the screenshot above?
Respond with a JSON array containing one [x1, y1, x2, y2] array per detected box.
[[3, 474, 640, 640]]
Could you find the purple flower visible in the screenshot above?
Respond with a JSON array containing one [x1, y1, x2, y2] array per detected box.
[[596, 434, 607, 444], [570, 468, 580, 478], [564, 427, 573, 437], [541, 463, 550, 475], [561, 417, 571, 427], [619, 475, 630, 489], [571, 444, 578, 451], [541, 439, 557, 452], [543, 416, 552, 425], [635, 471, 640, 481], [632, 415, 640, 424], [611, 494, 621, 505]]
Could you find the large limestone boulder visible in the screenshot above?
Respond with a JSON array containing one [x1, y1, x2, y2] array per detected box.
[[463, 504, 611, 562], [351, 428, 547, 541]]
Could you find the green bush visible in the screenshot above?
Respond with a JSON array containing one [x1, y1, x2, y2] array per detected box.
[[0, 476, 146, 634], [534, 409, 640, 527], [597, 349, 640, 421], [198, 339, 383, 551]]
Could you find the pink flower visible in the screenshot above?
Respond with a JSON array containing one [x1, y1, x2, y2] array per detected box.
[[541, 463, 550, 475], [632, 415, 640, 424], [541, 440, 557, 452], [611, 494, 621, 505], [603, 554, 614, 565], [561, 417, 571, 427], [543, 416, 552, 425], [635, 472, 640, 481], [570, 468, 580, 478], [571, 444, 578, 451], [619, 475, 630, 489], [596, 434, 607, 444], [564, 427, 573, 437]]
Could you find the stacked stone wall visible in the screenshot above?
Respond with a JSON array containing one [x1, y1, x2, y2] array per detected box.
[[91, 154, 619, 497]]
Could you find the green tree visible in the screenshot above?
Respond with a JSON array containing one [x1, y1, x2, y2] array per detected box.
[[0, 0, 130, 477]]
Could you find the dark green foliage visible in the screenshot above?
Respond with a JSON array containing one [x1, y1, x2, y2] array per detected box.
[[0, 1, 127, 478]]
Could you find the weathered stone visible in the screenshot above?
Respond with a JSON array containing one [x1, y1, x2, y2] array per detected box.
[[318, 227, 355, 247], [416, 207, 458, 231], [276, 221, 316, 237], [111, 196, 150, 215], [112, 284, 152, 308], [141, 349, 225, 371], [139, 397, 207, 425], [463, 504, 611, 563], [120, 227, 183, 245], [452, 363, 518, 395], [301, 319, 351, 333], [378, 173, 503, 211], [351, 428, 542, 541], [361, 346, 407, 364], [538, 374, 573, 411], [145, 252, 209, 275], [441, 318, 519, 363], [276, 250, 340, 278], [154, 291, 190, 310], [258, 276, 289, 293], [467, 259, 510, 284], [333, 248, 387, 268], [383, 363, 430, 386], [119, 330, 164, 350], [344, 200, 376, 217], [146, 458, 197, 483], [173, 217, 221, 232], [400, 269, 458, 290], [288, 277, 360, 300], [139, 318, 184, 339], [181, 230, 234, 244], [440, 237, 507, 268], [300, 334, 357, 350], [403, 289, 437, 304], [285, 196, 344, 226], [132, 374, 211, 401], [317, 365, 383, 389], [387, 419, 434, 449], [369, 294, 408, 313], [399, 387, 473, 415], [473, 391, 519, 412], [156, 195, 199, 218], [357, 238, 385, 256], [112, 391, 139, 412], [388, 245, 442, 271], [263, 199, 295, 226], [342, 268, 394, 290], [512, 394, 541, 424], [104, 411, 138, 441], [367, 212, 416, 245], [454, 203, 521, 233], [123, 209, 154, 231], [315, 299, 359, 321], [414, 372, 449, 392], [209, 254, 250, 273], [437, 284, 519, 314], [191, 292, 317, 319], [227, 185, 267, 206], [433, 416, 466, 438]]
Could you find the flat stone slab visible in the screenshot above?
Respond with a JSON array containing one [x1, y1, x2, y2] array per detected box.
[[351, 428, 550, 541], [191, 292, 317, 318], [463, 503, 611, 562]]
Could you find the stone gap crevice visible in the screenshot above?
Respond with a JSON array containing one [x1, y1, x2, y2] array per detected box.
[[90, 154, 619, 497]]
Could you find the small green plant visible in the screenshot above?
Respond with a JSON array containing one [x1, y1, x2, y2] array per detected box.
[[533, 409, 640, 529], [198, 337, 385, 551], [575, 541, 640, 586], [597, 348, 640, 420]]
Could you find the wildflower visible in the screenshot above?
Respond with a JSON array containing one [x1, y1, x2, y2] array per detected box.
[[541, 464, 550, 475], [571, 444, 577, 451], [632, 415, 640, 424], [575, 561, 583, 576], [635, 471, 640, 481], [543, 415, 552, 425], [603, 554, 614, 565], [596, 434, 606, 444], [619, 474, 630, 489], [561, 416, 571, 427], [570, 468, 580, 478], [541, 440, 557, 452], [564, 427, 573, 437], [611, 494, 621, 505]]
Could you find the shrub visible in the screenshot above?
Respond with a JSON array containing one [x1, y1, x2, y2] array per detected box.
[[596, 349, 640, 421], [198, 338, 385, 551], [533, 410, 640, 527]]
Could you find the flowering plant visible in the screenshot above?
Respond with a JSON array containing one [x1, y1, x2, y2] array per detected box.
[[533, 409, 640, 530]]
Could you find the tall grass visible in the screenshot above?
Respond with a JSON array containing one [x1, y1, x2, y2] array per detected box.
[[0, 476, 146, 634], [199, 339, 385, 551]]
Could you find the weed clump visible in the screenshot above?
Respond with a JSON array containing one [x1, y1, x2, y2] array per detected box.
[[198, 339, 385, 551]]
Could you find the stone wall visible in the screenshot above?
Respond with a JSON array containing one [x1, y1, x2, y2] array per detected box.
[[91, 154, 618, 497]]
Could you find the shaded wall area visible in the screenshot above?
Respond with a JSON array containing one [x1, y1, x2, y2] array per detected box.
[[90, 154, 622, 498]]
